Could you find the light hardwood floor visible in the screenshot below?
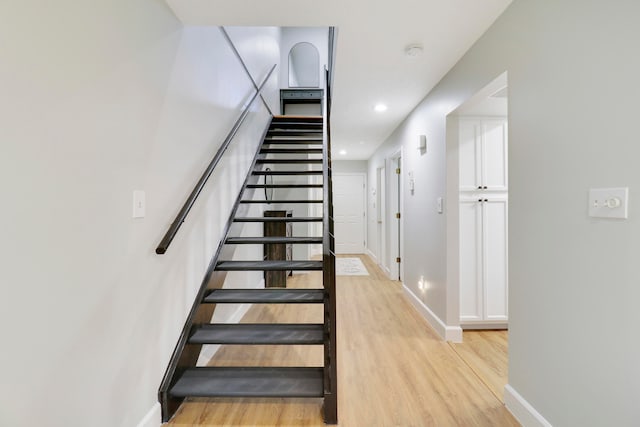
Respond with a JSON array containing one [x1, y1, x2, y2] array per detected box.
[[449, 330, 509, 403], [167, 255, 518, 426]]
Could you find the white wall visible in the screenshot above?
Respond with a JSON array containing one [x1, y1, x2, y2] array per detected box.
[[333, 160, 367, 174], [0, 2, 280, 426], [367, 0, 640, 425]]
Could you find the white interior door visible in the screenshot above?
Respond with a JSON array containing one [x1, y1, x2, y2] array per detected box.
[[483, 197, 508, 320], [333, 174, 365, 254], [459, 197, 483, 322]]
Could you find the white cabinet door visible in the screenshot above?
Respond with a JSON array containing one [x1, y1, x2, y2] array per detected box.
[[483, 197, 508, 321], [459, 195, 508, 324], [459, 120, 482, 192], [482, 120, 508, 191], [459, 197, 483, 322], [459, 118, 508, 191], [459, 117, 508, 325]]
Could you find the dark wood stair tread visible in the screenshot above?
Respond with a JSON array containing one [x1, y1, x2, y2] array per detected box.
[[233, 216, 323, 222], [226, 236, 323, 244], [268, 129, 322, 134], [252, 170, 323, 175], [216, 260, 323, 271], [264, 137, 323, 142], [271, 120, 322, 129], [272, 115, 322, 121], [246, 184, 323, 189], [189, 323, 324, 345], [169, 367, 324, 398], [203, 288, 324, 304], [262, 139, 323, 144], [256, 159, 323, 164], [239, 200, 324, 204], [260, 148, 323, 154]]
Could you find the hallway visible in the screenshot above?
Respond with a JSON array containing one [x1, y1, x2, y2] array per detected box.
[[168, 255, 518, 426]]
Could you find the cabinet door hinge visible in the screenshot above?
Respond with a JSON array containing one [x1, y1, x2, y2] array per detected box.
[[396, 257, 401, 263], [395, 168, 401, 175], [396, 212, 401, 219]]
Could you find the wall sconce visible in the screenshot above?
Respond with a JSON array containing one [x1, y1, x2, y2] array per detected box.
[[418, 135, 427, 154]]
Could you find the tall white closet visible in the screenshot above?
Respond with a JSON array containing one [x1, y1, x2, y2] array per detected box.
[[459, 117, 508, 327]]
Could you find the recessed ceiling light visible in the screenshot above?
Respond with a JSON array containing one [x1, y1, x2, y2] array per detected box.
[[339, 149, 347, 155], [374, 103, 388, 113]]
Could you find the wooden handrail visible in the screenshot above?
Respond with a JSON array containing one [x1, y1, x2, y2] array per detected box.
[[156, 64, 277, 254]]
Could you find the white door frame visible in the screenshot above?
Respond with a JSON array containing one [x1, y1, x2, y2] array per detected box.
[[376, 165, 387, 274], [333, 172, 367, 254], [388, 149, 404, 282]]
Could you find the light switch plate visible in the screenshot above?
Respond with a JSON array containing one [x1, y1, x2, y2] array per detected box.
[[588, 187, 628, 219], [133, 190, 145, 218]]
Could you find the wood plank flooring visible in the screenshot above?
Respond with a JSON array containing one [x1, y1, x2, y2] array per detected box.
[[167, 255, 518, 426], [449, 330, 509, 402]]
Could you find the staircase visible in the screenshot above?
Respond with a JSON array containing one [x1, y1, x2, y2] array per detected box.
[[159, 115, 338, 424]]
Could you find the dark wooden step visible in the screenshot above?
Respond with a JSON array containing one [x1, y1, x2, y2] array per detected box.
[[252, 170, 323, 176], [216, 260, 323, 271], [256, 159, 323, 164], [226, 236, 322, 244], [264, 136, 323, 140], [260, 148, 323, 154], [169, 367, 324, 398], [203, 288, 325, 304], [246, 184, 323, 189], [268, 130, 322, 136], [270, 122, 322, 129], [233, 216, 323, 223], [189, 324, 324, 345], [272, 115, 322, 122], [262, 142, 322, 145], [239, 200, 323, 204]]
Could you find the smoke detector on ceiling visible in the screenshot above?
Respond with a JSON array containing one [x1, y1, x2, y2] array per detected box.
[[405, 44, 424, 57]]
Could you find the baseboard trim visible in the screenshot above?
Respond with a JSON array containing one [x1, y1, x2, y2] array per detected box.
[[365, 248, 377, 263], [504, 384, 552, 427], [462, 322, 508, 330], [402, 284, 463, 342], [137, 402, 161, 427], [384, 266, 392, 279]]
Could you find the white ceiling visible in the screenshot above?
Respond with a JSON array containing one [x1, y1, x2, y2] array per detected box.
[[166, 0, 512, 160]]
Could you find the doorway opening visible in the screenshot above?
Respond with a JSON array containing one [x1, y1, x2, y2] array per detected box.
[[445, 70, 509, 400], [445, 72, 509, 397], [447, 71, 508, 331]]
